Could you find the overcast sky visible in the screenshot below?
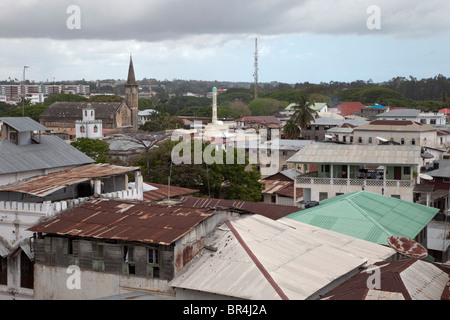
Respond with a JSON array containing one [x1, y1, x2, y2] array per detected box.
[[1, 0, 449, 84]]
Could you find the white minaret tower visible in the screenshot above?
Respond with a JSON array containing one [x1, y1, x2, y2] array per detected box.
[[212, 87, 218, 125]]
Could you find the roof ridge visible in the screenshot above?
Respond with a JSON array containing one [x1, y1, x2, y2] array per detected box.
[[345, 197, 393, 242]]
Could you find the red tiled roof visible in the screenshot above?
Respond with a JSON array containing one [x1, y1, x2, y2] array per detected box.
[[334, 102, 365, 117]]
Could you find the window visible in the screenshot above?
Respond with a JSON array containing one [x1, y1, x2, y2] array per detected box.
[[401, 138, 405, 145], [92, 243, 105, 272], [20, 251, 34, 289], [80, 125, 85, 133], [319, 192, 328, 201], [282, 151, 288, 157], [404, 167, 411, 175], [123, 246, 135, 275], [430, 119, 436, 125], [0, 257, 7, 285], [282, 165, 288, 171], [358, 137, 362, 144], [44, 237, 52, 253], [368, 137, 373, 144], [271, 195, 276, 203], [93, 125, 98, 133], [411, 138, 416, 145], [148, 248, 159, 265], [391, 195, 401, 199]]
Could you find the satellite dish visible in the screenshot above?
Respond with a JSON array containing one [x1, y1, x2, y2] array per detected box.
[[419, 173, 433, 181], [376, 136, 388, 142], [386, 236, 428, 259]]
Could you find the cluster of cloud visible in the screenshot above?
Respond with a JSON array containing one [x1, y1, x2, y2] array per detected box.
[[1, 0, 449, 42]]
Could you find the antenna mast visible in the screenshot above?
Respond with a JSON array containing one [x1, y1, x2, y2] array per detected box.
[[254, 38, 258, 99]]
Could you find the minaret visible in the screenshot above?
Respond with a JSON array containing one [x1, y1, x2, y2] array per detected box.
[[212, 87, 218, 125], [125, 55, 139, 131]]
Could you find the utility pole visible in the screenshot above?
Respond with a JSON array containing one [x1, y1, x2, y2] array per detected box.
[[253, 38, 258, 99], [22, 66, 30, 117]]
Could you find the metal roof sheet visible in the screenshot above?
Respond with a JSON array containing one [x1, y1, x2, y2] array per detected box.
[[286, 191, 439, 245], [179, 196, 299, 220], [28, 198, 216, 245], [169, 214, 396, 300], [143, 183, 198, 201], [322, 258, 450, 300], [0, 135, 94, 175], [0, 163, 139, 197], [287, 143, 422, 165], [0, 117, 50, 132]]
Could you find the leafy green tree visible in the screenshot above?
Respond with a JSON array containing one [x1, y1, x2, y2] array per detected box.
[[290, 94, 316, 132], [138, 98, 154, 110], [43, 93, 89, 106], [283, 119, 301, 139], [248, 98, 285, 116], [4, 104, 48, 121], [70, 138, 111, 163], [89, 95, 123, 103], [140, 111, 183, 132], [138, 140, 263, 201]]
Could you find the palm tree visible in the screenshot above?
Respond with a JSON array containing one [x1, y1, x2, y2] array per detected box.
[[283, 119, 301, 139], [290, 94, 316, 136]]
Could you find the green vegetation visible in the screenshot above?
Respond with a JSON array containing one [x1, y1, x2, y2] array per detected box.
[[135, 140, 263, 201], [70, 137, 111, 163]]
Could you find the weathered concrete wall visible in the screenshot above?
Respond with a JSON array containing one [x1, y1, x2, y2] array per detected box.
[[34, 264, 174, 300]]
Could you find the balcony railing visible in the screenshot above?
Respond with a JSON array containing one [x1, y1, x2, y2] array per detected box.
[[296, 177, 414, 188]]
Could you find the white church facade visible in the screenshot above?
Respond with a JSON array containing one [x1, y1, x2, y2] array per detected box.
[[75, 103, 103, 139]]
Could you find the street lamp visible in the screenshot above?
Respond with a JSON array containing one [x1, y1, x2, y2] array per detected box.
[[22, 66, 30, 117]]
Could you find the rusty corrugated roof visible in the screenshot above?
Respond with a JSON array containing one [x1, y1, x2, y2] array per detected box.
[[0, 163, 140, 197], [28, 198, 216, 245], [321, 258, 450, 300], [143, 183, 198, 201], [179, 196, 299, 220]]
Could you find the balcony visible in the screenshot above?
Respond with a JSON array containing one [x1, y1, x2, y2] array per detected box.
[[296, 177, 414, 188]]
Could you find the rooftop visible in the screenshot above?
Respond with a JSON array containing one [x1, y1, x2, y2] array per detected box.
[[0, 135, 94, 175], [321, 258, 450, 300], [169, 214, 396, 300], [0, 117, 50, 132], [287, 143, 422, 165], [28, 198, 217, 246], [178, 196, 299, 220], [0, 163, 139, 197], [375, 108, 421, 118], [285, 191, 439, 246], [355, 120, 437, 132]]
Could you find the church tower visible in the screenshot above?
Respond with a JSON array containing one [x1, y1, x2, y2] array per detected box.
[[125, 55, 139, 131]]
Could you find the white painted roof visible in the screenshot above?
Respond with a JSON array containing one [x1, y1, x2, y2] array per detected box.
[[170, 214, 396, 300]]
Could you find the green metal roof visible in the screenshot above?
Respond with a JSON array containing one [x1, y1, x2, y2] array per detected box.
[[286, 191, 439, 246]]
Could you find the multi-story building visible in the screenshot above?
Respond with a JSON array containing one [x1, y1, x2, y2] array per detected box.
[[288, 143, 423, 203]]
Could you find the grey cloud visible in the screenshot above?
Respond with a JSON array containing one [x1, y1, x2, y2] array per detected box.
[[0, 0, 449, 42]]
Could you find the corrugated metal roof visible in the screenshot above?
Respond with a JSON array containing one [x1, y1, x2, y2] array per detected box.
[[143, 183, 198, 201], [322, 258, 450, 300], [179, 196, 299, 220], [287, 143, 422, 165], [28, 198, 216, 245], [0, 117, 50, 132], [169, 214, 396, 300], [261, 180, 293, 194], [286, 191, 439, 246], [0, 163, 139, 197], [0, 135, 94, 175]]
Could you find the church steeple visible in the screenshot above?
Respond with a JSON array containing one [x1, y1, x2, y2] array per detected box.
[[126, 54, 137, 86], [125, 54, 139, 131]]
